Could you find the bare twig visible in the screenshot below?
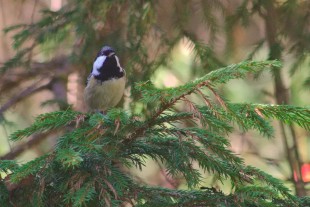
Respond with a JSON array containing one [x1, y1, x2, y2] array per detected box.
[[0, 57, 71, 115], [0, 80, 52, 115], [263, 1, 306, 196], [205, 84, 227, 110], [1, 124, 12, 151], [30, 0, 38, 23], [0, 56, 69, 93], [0, 130, 57, 160], [196, 89, 212, 108]]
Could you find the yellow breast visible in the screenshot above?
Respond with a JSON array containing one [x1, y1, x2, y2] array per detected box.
[[84, 76, 126, 112]]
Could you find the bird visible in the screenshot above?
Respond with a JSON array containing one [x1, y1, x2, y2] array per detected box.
[[84, 46, 126, 113]]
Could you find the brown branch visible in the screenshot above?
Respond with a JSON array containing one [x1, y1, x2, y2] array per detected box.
[[0, 57, 72, 114], [0, 80, 51, 115], [0, 56, 69, 93], [196, 89, 212, 108], [263, 1, 306, 196], [0, 130, 56, 160], [30, 0, 38, 23], [205, 84, 227, 110]]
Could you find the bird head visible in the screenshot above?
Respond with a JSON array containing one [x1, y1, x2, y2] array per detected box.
[[91, 46, 124, 81], [96, 46, 115, 57]]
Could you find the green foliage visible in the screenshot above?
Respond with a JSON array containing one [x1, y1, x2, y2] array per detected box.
[[0, 160, 19, 174], [10, 110, 82, 141], [9, 155, 49, 183], [230, 103, 310, 131], [1, 61, 309, 206], [55, 148, 84, 168]]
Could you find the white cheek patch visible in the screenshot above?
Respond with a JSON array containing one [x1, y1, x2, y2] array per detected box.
[[114, 55, 123, 72], [92, 55, 107, 76]]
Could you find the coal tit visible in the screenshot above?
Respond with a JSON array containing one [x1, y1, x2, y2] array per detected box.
[[84, 46, 126, 112]]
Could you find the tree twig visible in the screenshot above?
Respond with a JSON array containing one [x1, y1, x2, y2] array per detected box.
[[263, 1, 306, 196], [0, 80, 51, 115], [0, 130, 56, 160]]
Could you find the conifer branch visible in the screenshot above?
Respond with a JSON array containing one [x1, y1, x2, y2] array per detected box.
[[10, 110, 82, 141], [0, 60, 308, 206]]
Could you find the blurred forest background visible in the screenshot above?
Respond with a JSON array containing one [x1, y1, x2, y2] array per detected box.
[[0, 0, 309, 196]]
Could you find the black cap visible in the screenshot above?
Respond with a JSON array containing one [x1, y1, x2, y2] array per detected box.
[[97, 46, 115, 57]]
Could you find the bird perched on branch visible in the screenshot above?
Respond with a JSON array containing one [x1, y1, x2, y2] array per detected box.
[[84, 46, 126, 112]]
